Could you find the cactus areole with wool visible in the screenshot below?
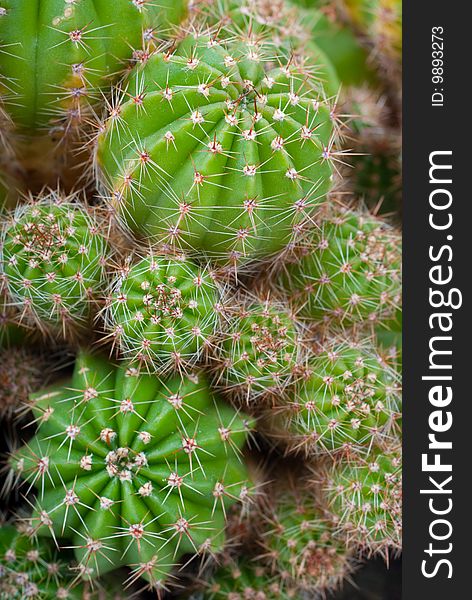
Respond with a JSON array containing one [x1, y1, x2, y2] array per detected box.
[[97, 31, 335, 264], [12, 352, 253, 587]]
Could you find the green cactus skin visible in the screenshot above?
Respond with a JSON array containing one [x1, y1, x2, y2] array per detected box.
[[96, 28, 336, 266], [105, 253, 221, 372], [200, 558, 299, 600], [0, 0, 188, 186], [216, 297, 302, 401], [324, 443, 402, 556], [0, 291, 29, 348], [259, 338, 401, 456], [260, 487, 354, 594], [11, 351, 253, 590], [0, 523, 88, 599], [0, 192, 110, 337], [279, 206, 401, 328], [0, 347, 46, 420]]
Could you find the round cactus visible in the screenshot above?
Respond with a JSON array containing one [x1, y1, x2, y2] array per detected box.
[[323, 443, 402, 556], [216, 296, 302, 401], [11, 351, 253, 589], [259, 337, 401, 455], [0, 0, 188, 187], [200, 558, 299, 599], [279, 205, 401, 327], [260, 486, 354, 594], [105, 252, 221, 371], [96, 27, 336, 266], [0, 192, 110, 337]]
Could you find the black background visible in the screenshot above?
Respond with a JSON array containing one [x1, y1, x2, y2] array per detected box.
[[403, 1, 470, 597]]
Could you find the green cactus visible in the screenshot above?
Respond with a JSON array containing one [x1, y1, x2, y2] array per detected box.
[[216, 296, 302, 401], [323, 443, 402, 556], [0, 0, 188, 186], [200, 558, 299, 599], [11, 351, 253, 590], [105, 252, 221, 372], [0, 191, 110, 337], [279, 205, 401, 327], [260, 486, 354, 594], [259, 337, 401, 455], [96, 27, 336, 266]]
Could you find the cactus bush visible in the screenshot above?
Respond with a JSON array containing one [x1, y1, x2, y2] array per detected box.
[[323, 443, 402, 556], [105, 252, 221, 372], [215, 296, 302, 401], [259, 337, 401, 455], [96, 28, 336, 266], [0, 0, 188, 187], [0, 191, 110, 337], [11, 351, 253, 588], [279, 205, 401, 328]]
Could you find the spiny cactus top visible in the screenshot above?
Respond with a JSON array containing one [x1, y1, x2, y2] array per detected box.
[[97, 28, 335, 265], [216, 297, 302, 401], [0, 193, 110, 336], [12, 351, 253, 589], [0, 523, 85, 599], [0, 0, 187, 134], [260, 487, 353, 593], [324, 443, 402, 555], [201, 558, 298, 599], [259, 337, 401, 455], [105, 253, 221, 371], [280, 206, 401, 327]]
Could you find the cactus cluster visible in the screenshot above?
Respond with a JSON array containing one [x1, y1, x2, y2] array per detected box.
[[0, 0, 402, 598]]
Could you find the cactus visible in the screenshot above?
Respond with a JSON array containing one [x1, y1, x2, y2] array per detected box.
[[215, 296, 302, 401], [200, 558, 299, 599], [259, 485, 354, 595], [0, 0, 188, 188], [279, 205, 401, 328], [96, 27, 336, 267], [0, 347, 46, 420], [0, 191, 110, 338], [11, 351, 253, 589], [259, 337, 401, 455], [105, 252, 221, 372], [323, 442, 402, 557]]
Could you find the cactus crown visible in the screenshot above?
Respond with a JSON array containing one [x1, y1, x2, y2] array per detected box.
[[12, 351, 253, 588], [0, 192, 109, 336], [105, 252, 221, 372], [97, 24, 336, 266]]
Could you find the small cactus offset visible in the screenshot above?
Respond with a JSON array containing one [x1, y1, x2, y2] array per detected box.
[[323, 443, 402, 557], [215, 295, 302, 402], [11, 351, 253, 589], [279, 205, 401, 328], [259, 337, 401, 456], [0, 0, 188, 187], [105, 252, 221, 372], [259, 485, 354, 595], [96, 26, 336, 266], [0, 191, 110, 338]]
